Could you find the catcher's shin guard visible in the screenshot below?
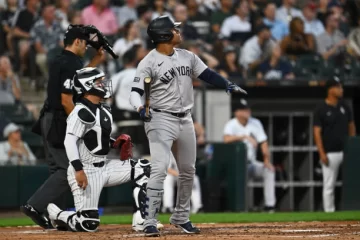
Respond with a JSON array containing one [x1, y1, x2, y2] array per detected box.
[[131, 159, 150, 231]]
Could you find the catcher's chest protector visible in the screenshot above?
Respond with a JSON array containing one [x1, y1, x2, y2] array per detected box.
[[78, 102, 113, 156]]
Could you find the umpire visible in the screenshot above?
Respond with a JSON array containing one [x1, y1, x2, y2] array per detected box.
[[20, 25, 104, 228]]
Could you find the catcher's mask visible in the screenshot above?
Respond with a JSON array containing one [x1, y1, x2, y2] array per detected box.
[[73, 67, 113, 99]]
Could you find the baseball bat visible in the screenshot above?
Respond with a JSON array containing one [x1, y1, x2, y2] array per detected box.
[[144, 77, 152, 117]]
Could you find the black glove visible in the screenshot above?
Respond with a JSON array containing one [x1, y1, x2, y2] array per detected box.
[[226, 82, 247, 95], [139, 107, 152, 122]]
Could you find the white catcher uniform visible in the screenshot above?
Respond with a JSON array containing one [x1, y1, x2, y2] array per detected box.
[[223, 117, 276, 208], [162, 153, 203, 214], [47, 98, 152, 232]]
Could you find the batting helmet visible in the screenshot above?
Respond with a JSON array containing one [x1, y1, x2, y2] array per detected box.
[[147, 16, 181, 44]]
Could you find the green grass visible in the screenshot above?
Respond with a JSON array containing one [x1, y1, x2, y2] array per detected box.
[[1, 211, 360, 227]]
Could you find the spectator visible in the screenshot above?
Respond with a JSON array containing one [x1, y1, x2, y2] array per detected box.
[[0, 55, 21, 101], [81, 0, 118, 36], [68, 10, 82, 25], [257, 44, 295, 80], [223, 99, 276, 213], [347, 17, 360, 58], [55, 0, 71, 31], [327, 0, 350, 36], [313, 77, 355, 212], [0, 123, 36, 166], [185, 0, 207, 22], [301, 1, 325, 36], [136, 4, 153, 42], [280, 17, 316, 59], [183, 41, 218, 68], [263, 3, 288, 41], [113, 20, 143, 60], [151, 0, 172, 20], [316, 12, 347, 61], [173, 4, 199, 41], [30, 5, 63, 81], [112, 0, 138, 29], [210, 0, 232, 36], [0, 0, 19, 55], [218, 45, 242, 79], [220, 0, 252, 41], [276, 0, 303, 25], [111, 47, 140, 121], [11, 0, 39, 73], [239, 24, 273, 72]]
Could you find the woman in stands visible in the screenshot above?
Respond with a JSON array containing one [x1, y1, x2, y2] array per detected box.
[[280, 17, 316, 59]]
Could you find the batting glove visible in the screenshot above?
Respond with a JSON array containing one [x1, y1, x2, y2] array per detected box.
[[139, 107, 152, 122], [226, 82, 247, 95]]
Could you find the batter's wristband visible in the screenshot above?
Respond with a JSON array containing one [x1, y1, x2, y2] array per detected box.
[[71, 159, 83, 171]]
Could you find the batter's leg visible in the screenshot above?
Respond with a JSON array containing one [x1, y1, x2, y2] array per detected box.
[[162, 174, 176, 212], [191, 175, 203, 214], [322, 152, 343, 212], [170, 117, 196, 225], [144, 128, 176, 228]]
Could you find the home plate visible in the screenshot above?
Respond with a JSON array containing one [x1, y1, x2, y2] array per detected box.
[[281, 229, 323, 233]]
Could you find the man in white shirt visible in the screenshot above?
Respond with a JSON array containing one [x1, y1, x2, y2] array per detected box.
[[301, 2, 325, 36], [239, 24, 274, 71], [111, 48, 139, 121], [220, 0, 251, 39], [223, 99, 276, 212], [276, 0, 303, 25]]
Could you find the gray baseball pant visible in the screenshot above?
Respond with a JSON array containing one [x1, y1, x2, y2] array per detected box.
[[144, 111, 196, 227]]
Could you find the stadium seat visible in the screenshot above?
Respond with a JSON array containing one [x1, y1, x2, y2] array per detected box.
[[0, 104, 34, 127], [294, 54, 324, 77]]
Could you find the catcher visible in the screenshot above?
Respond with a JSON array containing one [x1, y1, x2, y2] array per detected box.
[[46, 67, 162, 232]]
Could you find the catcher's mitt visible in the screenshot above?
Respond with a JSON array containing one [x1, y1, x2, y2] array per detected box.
[[113, 134, 133, 160]]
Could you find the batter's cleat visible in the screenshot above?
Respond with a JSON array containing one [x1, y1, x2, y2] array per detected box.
[[172, 221, 200, 234], [47, 203, 68, 231], [133, 221, 164, 232], [20, 204, 53, 229], [144, 225, 160, 237]]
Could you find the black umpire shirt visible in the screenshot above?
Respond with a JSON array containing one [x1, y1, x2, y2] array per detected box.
[[47, 50, 83, 111], [45, 50, 83, 147], [314, 100, 353, 152]]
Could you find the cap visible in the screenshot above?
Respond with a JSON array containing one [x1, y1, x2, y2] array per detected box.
[[63, 25, 89, 46], [236, 99, 250, 110], [255, 24, 270, 34], [3, 123, 20, 138], [326, 76, 342, 90], [305, 2, 317, 11], [327, 0, 341, 9], [223, 45, 236, 54]]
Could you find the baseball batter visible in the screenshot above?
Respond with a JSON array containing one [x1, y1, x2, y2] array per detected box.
[[46, 67, 161, 232], [130, 16, 247, 237]]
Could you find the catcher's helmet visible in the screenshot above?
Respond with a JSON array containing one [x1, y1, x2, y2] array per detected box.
[[73, 67, 112, 99], [147, 16, 181, 44]]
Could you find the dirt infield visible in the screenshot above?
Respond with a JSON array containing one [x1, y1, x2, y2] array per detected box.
[[1, 221, 360, 240]]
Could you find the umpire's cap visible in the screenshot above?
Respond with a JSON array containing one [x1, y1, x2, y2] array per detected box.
[[147, 16, 181, 44], [64, 25, 90, 46]]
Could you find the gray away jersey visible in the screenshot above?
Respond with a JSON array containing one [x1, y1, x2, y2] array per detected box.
[[131, 48, 207, 112]]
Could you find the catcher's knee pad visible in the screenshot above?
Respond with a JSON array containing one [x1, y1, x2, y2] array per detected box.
[[130, 158, 151, 185], [74, 210, 100, 232]]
